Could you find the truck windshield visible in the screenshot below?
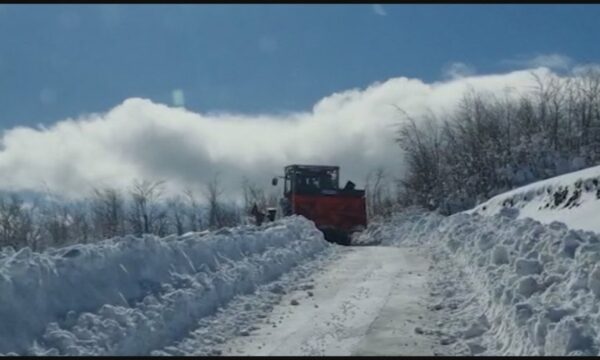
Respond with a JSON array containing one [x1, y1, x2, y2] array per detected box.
[[293, 169, 338, 194]]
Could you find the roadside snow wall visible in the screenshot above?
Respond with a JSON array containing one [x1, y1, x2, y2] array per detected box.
[[0, 215, 329, 355], [359, 210, 600, 356]]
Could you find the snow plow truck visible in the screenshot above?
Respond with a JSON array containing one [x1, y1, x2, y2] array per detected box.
[[272, 164, 367, 245]]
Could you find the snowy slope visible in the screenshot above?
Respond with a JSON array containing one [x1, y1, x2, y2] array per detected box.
[[467, 164, 600, 233], [359, 210, 600, 356], [0, 216, 331, 355]]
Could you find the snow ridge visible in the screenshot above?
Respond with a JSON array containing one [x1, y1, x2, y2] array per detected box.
[[469, 164, 600, 233], [361, 210, 600, 356], [0, 216, 329, 355]]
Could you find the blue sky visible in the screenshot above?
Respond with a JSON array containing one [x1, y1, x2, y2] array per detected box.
[[1, 4, 600, 128]]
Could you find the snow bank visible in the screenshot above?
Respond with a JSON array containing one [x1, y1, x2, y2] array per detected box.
[[0, 216, 329, 355], [153, 253, 333, 356], [364, 210, 600, 356], [352, 208, 442, 247], [468, 164, 600, 233]]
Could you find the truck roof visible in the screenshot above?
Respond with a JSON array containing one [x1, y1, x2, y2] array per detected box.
[[284, 164, 339, 171]]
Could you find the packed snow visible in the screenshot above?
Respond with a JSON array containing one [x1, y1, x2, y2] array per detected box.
[[4, 166, 600, 356], [468, 164, 600, 233], [208, 246, 439, 356], [0, 216, 332, 355], [358, 208, 600, 355]]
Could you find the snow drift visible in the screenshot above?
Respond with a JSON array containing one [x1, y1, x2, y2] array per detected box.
[[359, 209, 600, 356], [0, 216, 330, 355], [468, 164, 600, 233]]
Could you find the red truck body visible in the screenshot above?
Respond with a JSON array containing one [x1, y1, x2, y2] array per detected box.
[[291, 193, 367, 233], [278, 165, 367, 245]]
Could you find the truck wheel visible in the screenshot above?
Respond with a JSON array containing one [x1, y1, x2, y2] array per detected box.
[[320, 228, 351, 246]]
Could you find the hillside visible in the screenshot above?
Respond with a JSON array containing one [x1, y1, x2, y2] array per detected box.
[[467, 165, 600, 233]]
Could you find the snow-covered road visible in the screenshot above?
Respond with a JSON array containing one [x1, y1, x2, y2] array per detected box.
[[216, 246, 438, 356], [8, 199, 600, 356]]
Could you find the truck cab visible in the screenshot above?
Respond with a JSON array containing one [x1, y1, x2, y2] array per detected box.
[[276, 164, 366, 245]]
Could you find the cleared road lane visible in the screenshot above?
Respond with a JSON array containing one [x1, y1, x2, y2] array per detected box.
[[217, 246, 439, 356]]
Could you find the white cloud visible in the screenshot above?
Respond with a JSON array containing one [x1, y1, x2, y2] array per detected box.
[[528, 54, 573, 70], [503, 53, 573, 71], [171, 89, 185, 108], [372, 4, 387, 16], [0, 67, 560, 201], [572, 63, 600, 76], [442, 62, 476, 80]]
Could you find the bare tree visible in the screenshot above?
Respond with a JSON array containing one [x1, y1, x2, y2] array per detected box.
[[90, 187, 125, 239], [69, 201, 93, 244], [167, 196, 185, 236], [204, 173, 225, 230], [241, 177, 269, 223], [396, 110, 444, 210], [203, 174, 243, 229], [183, 187, 202, 232], [40, 201, 72, 248], [127, 179, 166, 236], [0, 194, 39, 250], [365, 167, 393, 219], [394, 70, 600, 214]]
